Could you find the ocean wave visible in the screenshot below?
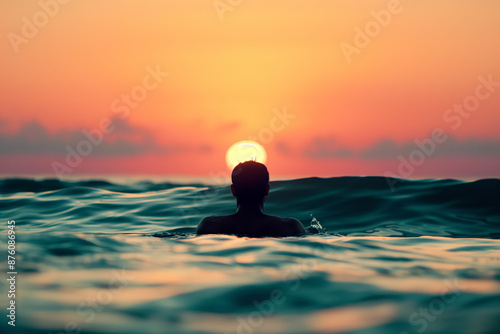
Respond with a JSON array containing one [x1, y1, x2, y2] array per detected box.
[[1, 177, 500, 334], [1, 176, 498, 238]]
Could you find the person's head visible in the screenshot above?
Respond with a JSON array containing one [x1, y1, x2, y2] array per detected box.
[[231, 161, 270, 204]]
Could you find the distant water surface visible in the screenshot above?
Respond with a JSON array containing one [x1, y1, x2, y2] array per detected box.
[[0, 176, 499, 334]]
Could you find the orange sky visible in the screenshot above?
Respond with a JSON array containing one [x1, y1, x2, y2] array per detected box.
[[1, 0, 500, 179]]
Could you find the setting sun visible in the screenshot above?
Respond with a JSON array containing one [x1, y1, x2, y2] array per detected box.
[[225, 140, 267, 170]]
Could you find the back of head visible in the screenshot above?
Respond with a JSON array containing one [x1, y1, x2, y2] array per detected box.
[[231, 161, 269, 202]]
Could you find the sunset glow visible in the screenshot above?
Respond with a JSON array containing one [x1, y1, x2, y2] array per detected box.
[[1, 0, 499, 179]]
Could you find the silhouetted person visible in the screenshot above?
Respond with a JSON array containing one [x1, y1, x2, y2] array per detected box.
[[197, 161, 306, 237]]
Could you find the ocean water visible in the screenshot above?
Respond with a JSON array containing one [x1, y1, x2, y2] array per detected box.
[[1, 176, 500, 334]]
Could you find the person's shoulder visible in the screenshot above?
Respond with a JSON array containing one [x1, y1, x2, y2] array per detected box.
[[269, 215, 301, 225], [284, 217, 306, 236], [267, 215, 306, 236], [196, 215, 231, 234], [197, 216, 217, 234], [282, 217, 301, 224]]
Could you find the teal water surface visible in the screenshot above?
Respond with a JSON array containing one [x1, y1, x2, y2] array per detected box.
[[0, 176, 499, 334]]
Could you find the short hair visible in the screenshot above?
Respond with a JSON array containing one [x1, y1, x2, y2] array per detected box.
[[231, 161, 269, 201]]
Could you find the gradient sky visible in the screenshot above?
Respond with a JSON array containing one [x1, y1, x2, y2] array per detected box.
[[1, 0, 500, 179]]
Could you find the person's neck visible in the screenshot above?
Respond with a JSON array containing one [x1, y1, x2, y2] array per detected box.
[[236, 201, 264, 215]]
